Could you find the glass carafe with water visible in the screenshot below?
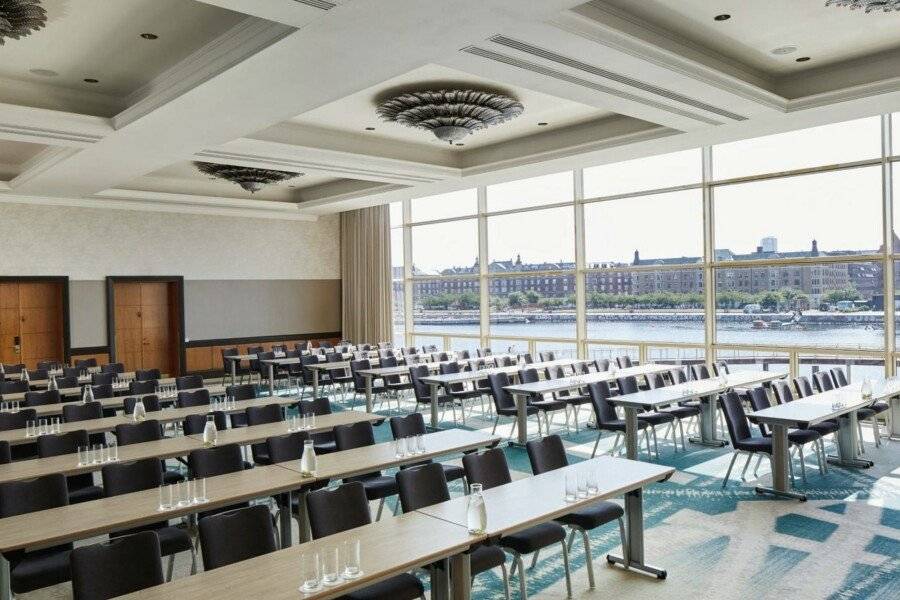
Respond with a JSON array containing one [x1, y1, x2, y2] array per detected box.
[[132, 398, 146, 422], [300, 439, 317, 476], [466, 483, 487, 534], [202, 414, 218, 447]]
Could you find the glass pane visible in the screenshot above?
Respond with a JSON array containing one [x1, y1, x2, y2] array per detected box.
[[487, 171, 573, 211], [410, 219, 477, 274], [645, 345, 705, 366], [713, 116, 881, 180], [389, 201, 402, 227], [798, 354, 884, 384], [449, 336, 481, 355], [535, 341, 577, 360], [583, 149, 701, 198], [412, 278, 480, 335], [487, 206, 575, 265], [392, 278, 405, 347], [585, 189, 703, 266], [412, 334, 445, 352], [715, 348, 789, 376], [893, 113, 899, 158], [390, 228, 404, 270], [714, 167, 882, 258], [489, 338, 529, 355], [410, 188, 477, 222], [586, 268, 705, 344], [488, 273, 576, 340], [715, 261, 884, 350], [587, 343, 639, 364]]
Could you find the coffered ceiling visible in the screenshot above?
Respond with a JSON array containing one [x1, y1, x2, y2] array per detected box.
[[0, 0, 899, 220]]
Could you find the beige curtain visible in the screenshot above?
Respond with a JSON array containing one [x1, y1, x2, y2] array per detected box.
[[341, 205, 392, 344]]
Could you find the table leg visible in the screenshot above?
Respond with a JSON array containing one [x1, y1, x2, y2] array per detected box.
[[268, 364, 275, 397], [515, 392, 528, 446], [606, 487, 666, 579], [279, 490, 293, 548], [755, 423, 807, 501], [230, 359, 236, 387], [430, 382, 441, 430], [431, 557, 451, 600], [0, 554, 10, 600], [890, 395, 900, 440], [828, 411, 874, 469], [364, 374, 373, 413], [624, 406, 639, 460], [297, 489, 312, 542], [312, 368, 319, 399], [689, 394, 727, 447], [450, 552, 472, 600]]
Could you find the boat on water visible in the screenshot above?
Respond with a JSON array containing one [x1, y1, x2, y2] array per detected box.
[[752, 319, 768, 329]]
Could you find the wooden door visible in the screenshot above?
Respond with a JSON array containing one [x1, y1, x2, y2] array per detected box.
[[0, 283, 20, 365], [113, 283, 143, 371], [139, 282, 174, 375], [0, 282, 63, 369]]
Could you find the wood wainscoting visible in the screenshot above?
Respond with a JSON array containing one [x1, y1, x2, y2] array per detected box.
[[0, 277, 70, 369], [69, 348, 110, 367], [184, 333, 341, 375]]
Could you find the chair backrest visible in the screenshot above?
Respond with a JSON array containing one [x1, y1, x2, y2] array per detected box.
[[0, 473, 69, 518], [27, 369, 48, 381], [669, 367, 687, 384], [246, 403, 283, 426], [75, 358, 98, 369], [645, 372, 666, 390], [307, 481, 370, 539], [271, 344, 288, 354], [135, 369, 161, 381], [114, 420, 163, 445], [0, 441, 9, 465], [438, 361, 464, 392], [71, 531, 163, 600], [793, 376, 814, 397], [579, 361, 593, 375], [714, 360, 730, 375], [830, 367, 849, 387], [38, 430, 89, 458], [298, 396, 332, 417], [719, 391, 753, 444], [593, 358, 609, 372], [458, 350, 471, 360], [1, 363, 24, 374], [539, 351, 556, 362], [54, 375, 79, 389], [246, 347, 264, 372], [176, 388, 210, 408], [227, 384, 257, 401], [175, 375, 204, 390], [129, 379, 157, 395], [102, 458, 163, 496], [408, 364, 430, 402], [334, 421, 375, 451], [63, 366, 83, 379], [813, 371, 834, 393], [772, 381, 795, 404], [389, 413, 427, 438], [396, 462, 450, 513], [616, 355, 633, 369], [691, 364, 711, 380], [91, 384, 113, 399], [349, 359, 370, 392], [525, 434, 568, 475], [0, 408, 37, 431], [182, 411, 228, 436], [587, 381, 620, 426], [0, 380, 28, 395], [462, 447, 512, 490], [24, 389, 61, 407], [100, 363, 125, 375], [616, 376, 639, 395], [221, 348, 239, 372], [297, 341, 310, 352], [37, 360, 58, 372], [519, 367, 540, 386], [124, 395, 161, 415], [263, 431, 309, 463], [189, 444, 245, 478], [199, 505, 278, 571], [746, 387, 772, 436], [91, 372, 114, 386], [487, 371, 516, 412]]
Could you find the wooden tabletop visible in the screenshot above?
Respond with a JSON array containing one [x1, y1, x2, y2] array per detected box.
[[186, 411, 385, 447], [747, 377, 899, 427], [117, 511, 480, 600], [610, 370, 785, 409], [417, 455, 673, 537], [502, 362, 672, 396]]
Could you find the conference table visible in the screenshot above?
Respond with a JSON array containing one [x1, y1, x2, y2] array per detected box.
[[609, 370, 786, 459], [502, 363, 674, 445], [0, 377, 184, 403], [747, 377, 900, 501]]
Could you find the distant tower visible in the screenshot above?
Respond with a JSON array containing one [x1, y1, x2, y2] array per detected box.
[[633, 249, 640, 265], [515, 253, 522, 266], [811, 239, 819, 256], [760, 236, 777, 253]]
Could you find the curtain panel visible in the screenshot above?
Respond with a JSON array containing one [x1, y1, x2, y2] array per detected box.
[[340, 205, 392, 344]]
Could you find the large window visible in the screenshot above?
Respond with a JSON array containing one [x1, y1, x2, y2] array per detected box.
[[390, 114, 897, 379]]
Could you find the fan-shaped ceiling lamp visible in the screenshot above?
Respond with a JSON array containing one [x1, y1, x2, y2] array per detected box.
[[0, 0, 47, 45], [193, 162, 300, 193], [376, 89, 524, 143], [825, 0, 900, 11]]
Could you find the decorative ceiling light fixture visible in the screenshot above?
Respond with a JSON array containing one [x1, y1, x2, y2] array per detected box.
[[376, 89, 524, 143], [825, 0, 900, 12], [193, 162, 300, 193], [0, 0, 47, 45]]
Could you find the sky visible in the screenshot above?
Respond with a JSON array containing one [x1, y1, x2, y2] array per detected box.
[[392, 115, 892, 273]]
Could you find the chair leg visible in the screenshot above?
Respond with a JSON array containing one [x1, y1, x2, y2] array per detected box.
[[515, 553, 527, 600], [644, 429, 652, 459], [858, 419, 866, 454], [740, 452, 752, 481], [753, 454, 763, 478], [492, 415, 500, 436], [678, 418, 687, 451], [722, 451, 739, 489], [375, 498, 385, 521], [166, 554, 176, 582], [559, 539, 573, 599], [591, 432, 603, 458], [798, 445, 807, 483], [651, 427, 660, 460], [499, 560, 512, 600], [617, 518, 629, 569], [872, 417, 882, 448], [189, 545, 197, 575], [529, 549, 540, 570]]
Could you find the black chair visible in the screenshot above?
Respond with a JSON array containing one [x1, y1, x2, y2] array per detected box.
[[90, 384, 114, 399], [389, 413, 465, 484], [325, 352, 353, 399], [690, 364, 711, 381], [0, 408, 37, 460], [720, 391, 775, 489], [54, 375, 79, 391], [463, 448, 572, 599], [747, 387, 824, 482], [100, 363, 125, 375], [587, 381, 652, 458], [0, 380, 28, 395], [409, 364, 459, 423], [245, 404, 284, 465], [646, 372, 700, 451], [175, 374, 203, 390], [62, 400, 106, 446], [526, 434, 625, 591], [616, 355, 633, 369], [176, 388, 210, 408], [439, 361, 483, 411], [713, 360, 730, 376], [517, 368, 569, 436], [538, 351, 556, 362], [546, 365, 591, 431], [594, 358, 610, 372], [63, 367, 84, 379], [37, 430, 103, 503], [75, 358, 98, 369], [793, 376, 815, 397], [350, 359, 387, 408], [37, 360, 59, 372], [813, 371, 834, 393], [617, 376, 676, 459], [24, 389, 61, 407], [188, 444, 248, 518], [395, 463, 509, 596], [246, 345, 264, 383], [298, 397, 337, 454], [71, 531, 164, 600], [129, 379, 157, 395], [91, 372, 114, 386], [265, 431, 327, 527], [296, 354, 322, 396], [255, 351, 278, 389], [199, 505, 278, 571], [307, 482, 425, 600], [101, 458, 196, 580], [830, 367, 849, 387], [0, 440, 10, 464], [226, 384, 258, 428], [114, 420, 183, 484], [136, 369, 161, 381], [334, 422, 399, 520], [182, 411, 228, 436], [1, 363, 25, 374], [222, 348, 249, 384], [486, 371, 540, 439], [379, 354, 413, 395], [772, 381, 841, 440], [124, 394, 162, 415], [0, 474, 72, 595]]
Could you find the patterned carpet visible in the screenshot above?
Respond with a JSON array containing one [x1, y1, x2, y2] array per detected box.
[[20, 385, 899, 600]]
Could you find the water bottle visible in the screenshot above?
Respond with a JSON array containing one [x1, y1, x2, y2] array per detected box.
[[466, 483, 487, 534], [132, 398, 146, 423], [861, 378, 872, 400], [48, 376, 57, 391], [202, 414, 218, 447], [299, 439, 317, 477], [22, 369, 29, 383]]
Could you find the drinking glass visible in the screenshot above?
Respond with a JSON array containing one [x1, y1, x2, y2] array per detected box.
[[52, 417, 61, 433], [76, 446, 87, 466], [300, 413, 309, 430], [565, 473, 577, 503], [415, 434, 426, 454], [93, 444, 103, 464], [586, 468, 599, 496], [577, 472, 588, 499], [322, 546, 340, 587], [194, 478, 207, 503], [25, 420, 33, 438], [158, 484, 173, 511], [179, 480, 192, 507], [308, 412, 316, 429], [342, 540, 362, 579], [299, 552, 321, 593], [107, 440, 118, 462], [395, 437, 406, 458]]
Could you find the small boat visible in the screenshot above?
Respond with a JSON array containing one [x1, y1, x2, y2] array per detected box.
[[751, 320, 768, 329], [768, 320, 783, 329]]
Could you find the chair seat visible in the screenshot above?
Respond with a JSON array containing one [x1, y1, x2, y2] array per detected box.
[[449, 388, 484, 400], [341, 573, 424, 600], [230, 414, 248, 428], [314, 440, 338, 454], [787, 429, 821, 445], [734, 437, 772, 453], [810, 420, 840, 435], [154, 525, 194, 556], [637, 411, 676, 425], [556, 500, 624, 530], [857, 407, 876, 419], [68, 485, 103, 504], [560, 394, 591, 406], [871, 401, 889, 414], [662, 405, 701, 419], [497, 405, 539, 417], [441, 463, 466, 483], [470, 544, 506, 575], [530, 399, 567, 412], [346, 474, 398, 501], [163, 470, 184, 485], [500, 522, 566, 555], [386, 382, 414, 391], [599, 419, 650, 433], [9, 546, 72, 594]]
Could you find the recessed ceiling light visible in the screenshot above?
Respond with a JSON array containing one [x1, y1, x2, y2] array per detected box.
[[364, 127, 375, 131], [29, 68, 58, 77], [83, 78, 99, 83], [140, 33, 158, 40], [455, 143, 464, 147], [537, 122, 548, 126], [771, 45, 798, 56], [795, 56, 811, 63], [713, 14, 731, 21]]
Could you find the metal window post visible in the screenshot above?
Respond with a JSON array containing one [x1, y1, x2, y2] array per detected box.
[[478, 186, 490, 349], [574, 169, 587, 359], [702, 146, 716, 366]]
